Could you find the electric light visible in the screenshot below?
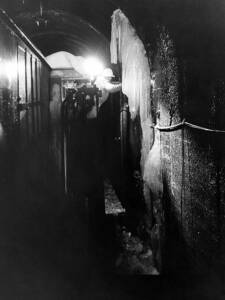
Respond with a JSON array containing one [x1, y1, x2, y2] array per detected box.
[[6, 61, 17, 81], [150, 74, 156, 90], [0, 58, 17, 82], [0, 123, 4, 140], [83, 56, 104, 80], [0, 58, 4, 77]]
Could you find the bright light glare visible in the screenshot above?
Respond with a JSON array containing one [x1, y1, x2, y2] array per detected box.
[[0, 59, 17, 83], [6, 61, 17, 81], [0, 123, 4, 140], [83, 57, 104, 80]]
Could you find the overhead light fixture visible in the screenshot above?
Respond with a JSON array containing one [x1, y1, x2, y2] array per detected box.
[[35, 1, 48, 27]]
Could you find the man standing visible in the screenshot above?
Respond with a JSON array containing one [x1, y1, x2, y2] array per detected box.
[[62, 68, 122, 240], [94, 68, 121, 112], [85, 68, 121, 235]]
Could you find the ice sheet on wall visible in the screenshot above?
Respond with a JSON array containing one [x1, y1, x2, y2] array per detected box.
[[110, 9, 151, 121]]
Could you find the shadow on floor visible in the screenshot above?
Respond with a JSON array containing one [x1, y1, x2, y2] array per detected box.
[[0, 172, 223, 299]]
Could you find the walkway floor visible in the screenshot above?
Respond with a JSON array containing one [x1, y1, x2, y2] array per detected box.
[[0, 176, 223, 299]]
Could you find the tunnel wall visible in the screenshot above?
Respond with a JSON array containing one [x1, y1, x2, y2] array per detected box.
[[143, 27, 225, 273], [0, 11, 61, 209], [149, 25, 225, 273], [119, 7, 225, 273]]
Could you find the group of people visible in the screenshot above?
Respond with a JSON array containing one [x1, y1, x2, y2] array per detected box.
[[62, 67, 121, 234]]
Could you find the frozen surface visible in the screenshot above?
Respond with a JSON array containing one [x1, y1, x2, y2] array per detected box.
[[110, 9, 151, 121]]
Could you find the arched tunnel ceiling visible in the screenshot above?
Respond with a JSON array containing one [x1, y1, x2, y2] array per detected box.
[[0, 0, 129, 64], [14, 9, 111, 61], [1, 0, 225, 63]]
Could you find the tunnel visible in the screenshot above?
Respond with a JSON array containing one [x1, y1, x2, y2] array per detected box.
[[0, 0, 225, 299]]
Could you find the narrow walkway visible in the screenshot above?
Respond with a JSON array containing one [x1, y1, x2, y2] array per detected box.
[[0, 175, 222, 299]]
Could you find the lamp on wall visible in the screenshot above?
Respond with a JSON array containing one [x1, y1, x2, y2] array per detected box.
[[150, 73, 156, 89]]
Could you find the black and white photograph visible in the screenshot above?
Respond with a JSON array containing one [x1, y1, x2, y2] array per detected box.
[[0, 0, 224, 299]]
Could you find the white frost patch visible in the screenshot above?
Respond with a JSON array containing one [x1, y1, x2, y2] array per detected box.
[[110, 9, 151, 121]]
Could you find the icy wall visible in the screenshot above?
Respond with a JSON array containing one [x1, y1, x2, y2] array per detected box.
[[110, 9, 152, 176]]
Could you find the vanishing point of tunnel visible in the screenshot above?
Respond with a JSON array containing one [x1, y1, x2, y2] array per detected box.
[[0, 0, 224, 299]]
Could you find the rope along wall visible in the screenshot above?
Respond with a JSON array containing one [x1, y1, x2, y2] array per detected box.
[[149, 118, 223, 249], [151, 119, 225, 133]]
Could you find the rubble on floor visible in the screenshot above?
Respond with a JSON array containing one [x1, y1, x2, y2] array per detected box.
[[104, 178, 159, 275], [115, 225, 159, 275], [104, 179, 125, 215]]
